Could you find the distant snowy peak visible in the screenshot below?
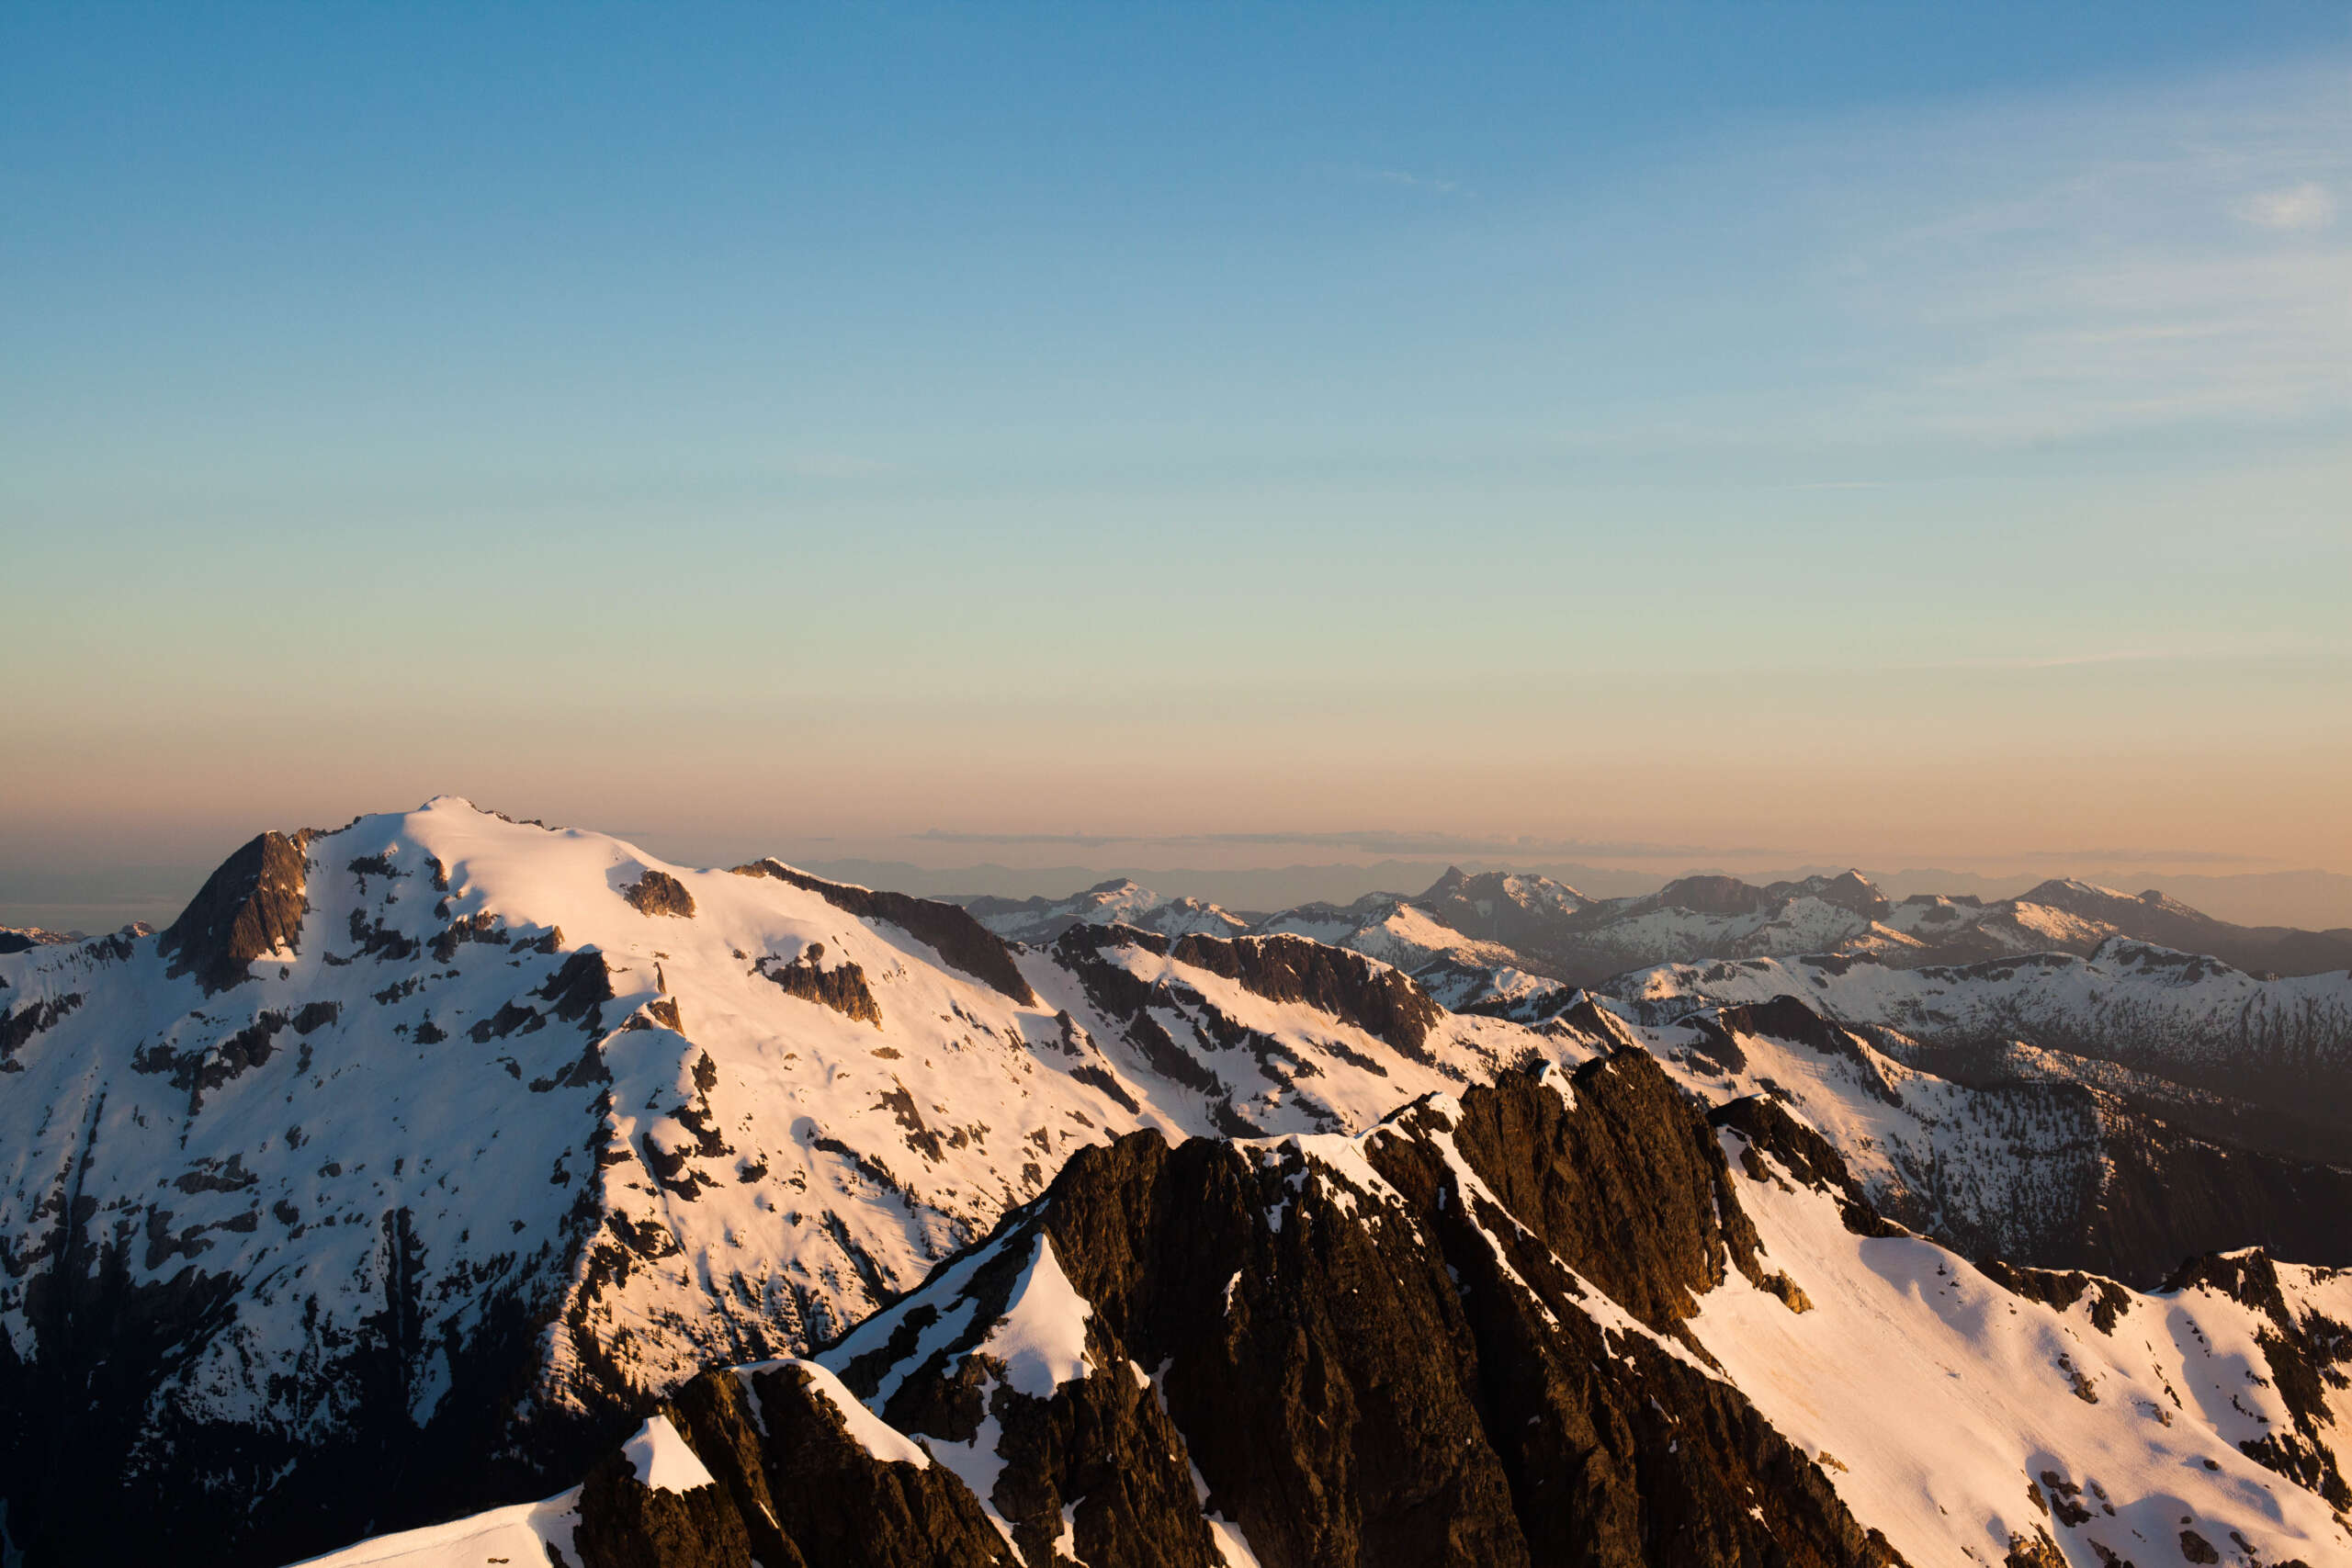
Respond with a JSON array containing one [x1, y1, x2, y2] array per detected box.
[[963, 855, 2349, 1019], [957, 878, 1249, 943], [0, 923, 129, 956], [1419, 863, 1592, 918], [1386, 865, 1902, 987], [1405, 862, 2352, 986]]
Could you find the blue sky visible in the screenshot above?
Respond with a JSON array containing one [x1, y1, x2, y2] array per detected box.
[[4, 3, 2349, 919]]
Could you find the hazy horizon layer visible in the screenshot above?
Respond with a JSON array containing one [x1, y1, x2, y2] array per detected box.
[[10, 809, 2352, 935]]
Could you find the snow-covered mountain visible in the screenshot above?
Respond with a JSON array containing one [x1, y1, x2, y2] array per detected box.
[[4, 801, 2346, 1567], [302, 1050, 2352, 1568], [959, 879, 1250, 943], [1404, 866, 2352, 987], [956, 864, 2352, 1007], [0, 925, 88, 955], [0, 801, 1567, 1563], [1615, 942, 2352, 1165]]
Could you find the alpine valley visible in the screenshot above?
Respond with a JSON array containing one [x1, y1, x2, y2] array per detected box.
[[2, 800, 2347, 1568]]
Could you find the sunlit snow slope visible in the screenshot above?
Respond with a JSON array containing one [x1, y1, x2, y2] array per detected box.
[[0, 799, 1573, 1563], [296, 1054, 2352, 1568]]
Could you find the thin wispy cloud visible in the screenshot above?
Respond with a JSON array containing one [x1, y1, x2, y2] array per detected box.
[[1511, 61, 2352, 460], [1802, 63, 2352, 445], [2235, 180, 2336, 231], [915, 828, 1739, 858]]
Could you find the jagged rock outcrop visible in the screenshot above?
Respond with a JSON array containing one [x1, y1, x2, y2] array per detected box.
[[156, 829, 310, 993], [732, 860, 1036, 1004], [625, 871, 698, 919], [1166, 930, 1443, 1059], [553, 1051, 1904, 1568], [2159, 1249, 2352, 1509], [297, 1022, 2352, 1568], [755, 945, 883, 1027]]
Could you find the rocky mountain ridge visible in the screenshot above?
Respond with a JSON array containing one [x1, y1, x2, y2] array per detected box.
[[967, 863, 2352, 1168], [4, 801, 2346, 1566], [303, 1049, 2352, 1568], [956, 865, 2352, 988], [1619, 942, 2352, 1166]]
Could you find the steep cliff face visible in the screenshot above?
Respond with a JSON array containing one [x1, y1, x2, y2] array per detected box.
[[364, 1053, 1903, 1568], [155, 829, 312, 994], [305, 1048, 2350, 1568], [1537, 985, 2352, 1287]]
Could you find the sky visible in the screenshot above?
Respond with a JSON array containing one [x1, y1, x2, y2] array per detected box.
[[4, 3, 2349, 929]]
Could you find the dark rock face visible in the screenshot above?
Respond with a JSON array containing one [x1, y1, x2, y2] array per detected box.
[[1976, 1260, 2132, 1334], [732, 861, 1037, 1005], [2159, 1251, 2352, 1509], [1167, 931, 1443, 1060], [756, 947, 883, 1028], [157, 831, 311, 994], [1654, 874, 1775, 918], [572, 1366, 1020, 1568], [565, 1050, 1905, 1568], [1430, 1053, 1770, 1337], [0, 1208, 615, 1568], [625, 872, 698, 919], [1049, 925, 1232, 1100], [540, 949, 617, 1029], [0, 991, 82, 1066], [2061, 1107, 2352, 1286], [2004, 1527, 2067, 1568], [1047, 923, 1453, 1135]]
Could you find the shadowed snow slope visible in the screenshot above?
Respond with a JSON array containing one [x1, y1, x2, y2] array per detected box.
[[297, 1053, 2352, 1568], [1616, 944, 2352, 1162]]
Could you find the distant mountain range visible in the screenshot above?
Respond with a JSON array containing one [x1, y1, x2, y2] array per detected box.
[[2, 804, 2346, 1567], [0, 924, 117, 955], [961, 865, 2352, 1168], [954, 863, 2352, 984]]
